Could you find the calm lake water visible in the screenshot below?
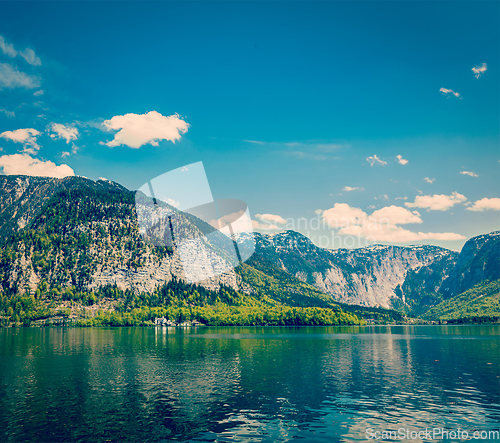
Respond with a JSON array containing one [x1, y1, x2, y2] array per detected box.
[[0, 326, 499, 443]]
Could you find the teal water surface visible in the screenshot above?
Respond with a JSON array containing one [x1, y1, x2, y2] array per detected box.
[[0, 326, 499, 442]]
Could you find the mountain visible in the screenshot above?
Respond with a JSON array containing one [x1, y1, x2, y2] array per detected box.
[[0, 175, 127, 242], [0, 176, 245, 296], [416, 231, 500, 322], [0, 175, 343, 311], [237, 230, 499, 316], [439, 231, 500, 298], [420, 279, 500, 323], [236, 231, 458, 312], [0, 174, 496, 325], [394, 251, 459, 316], [398, 231, 500, 316], [0, 175, 383, 327]]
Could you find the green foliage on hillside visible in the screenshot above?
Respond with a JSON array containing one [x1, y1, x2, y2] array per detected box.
[[0, 277, 363, 327], [0, 181, 401, 327], [76, 305, 361, 327], [338, 303, 406, 323], [235, 255, 335, 308], [0, 187, 172, 294], [420, 279, 500, 323], [443, 235, 500, 297], [121, 278, 259, 310]]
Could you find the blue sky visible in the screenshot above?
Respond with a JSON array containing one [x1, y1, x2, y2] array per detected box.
[[0, 1, 498, 250]]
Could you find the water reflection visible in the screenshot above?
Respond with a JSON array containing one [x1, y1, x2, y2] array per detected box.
[[0, 326, 498, 442]]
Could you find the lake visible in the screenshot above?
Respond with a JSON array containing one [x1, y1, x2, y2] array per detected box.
[[0, 326, 498, 443]]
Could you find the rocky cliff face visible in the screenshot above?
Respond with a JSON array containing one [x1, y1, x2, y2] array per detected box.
[[326, 244, 457, 309], [238, 231, 459, 310], [0, 175, 247, 297], [439, 231, 500, 298], [1, 175, 496, 316], [394, 250, 458, 315]]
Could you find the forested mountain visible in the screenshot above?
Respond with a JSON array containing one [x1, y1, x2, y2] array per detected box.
[[398, 231, 500, 316], [0, 175, 127, 241], [236, 231, 459, 313], [421, 279, 500, 323], [0, 176, 254, 295], [0, 175, 497, 326], [0, 175, 369, 326], [439, 232, 500, 298], [236, 230, 499, 317]]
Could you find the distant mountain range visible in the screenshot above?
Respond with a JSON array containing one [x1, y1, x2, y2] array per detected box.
[[0, 175, 498, 323], [237, 229, 499, 316]]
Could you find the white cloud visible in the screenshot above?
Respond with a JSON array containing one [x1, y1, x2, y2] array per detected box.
[[466, 197, 500, 212], [249, 140, 345, 161], [342, 186, 359, 192], [251, 213, 288, 231], [440, 88, 461, 99], [315, 144, 345, 152], [0, 154, 74, 178], [102, 111, 189, 148], [322, 203, 368, 228], [340, 225, 464, 242], [396, 155, 408, 165], [284, 151, 327, 161], [251, 220, 281, 231], [242, 139, 265, 145], [472, 63, 487, 78], [424, 177, 435, 184], [61, 151, 70, 158], [0, 35, 17, 58], [370, 205, 422, 225], [208, 210, 250, 233], [255, 213, 287, 225], [405, 192, 467, 211], [49, 123, 78, 144], [0, 63, 40, 89], [460, 171, 478, 177], [19, 48, 41, 66], [34, 90, 44, 96], [0, 108, 15, 118], [0, 35, 41, 66], [366, 154, 387, 167], [0, 128, 41, 154], [322, 202, 465, 242]]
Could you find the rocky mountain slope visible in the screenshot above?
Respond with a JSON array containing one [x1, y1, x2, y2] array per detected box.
[[0, 175, 337, 310], [0, 175, 497, 320], [439, 231, 500, 298], [421, 279, 500, 323], [238, 229, 499, 315], [0, 175, 127, 241], [236, 231, 459, 311], [0, 177, 244, 295], [396, 231, 499, 315]]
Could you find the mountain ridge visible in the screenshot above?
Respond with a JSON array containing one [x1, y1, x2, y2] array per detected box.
[[237, 230, 460, 311], [0, 175, 497, 324]]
